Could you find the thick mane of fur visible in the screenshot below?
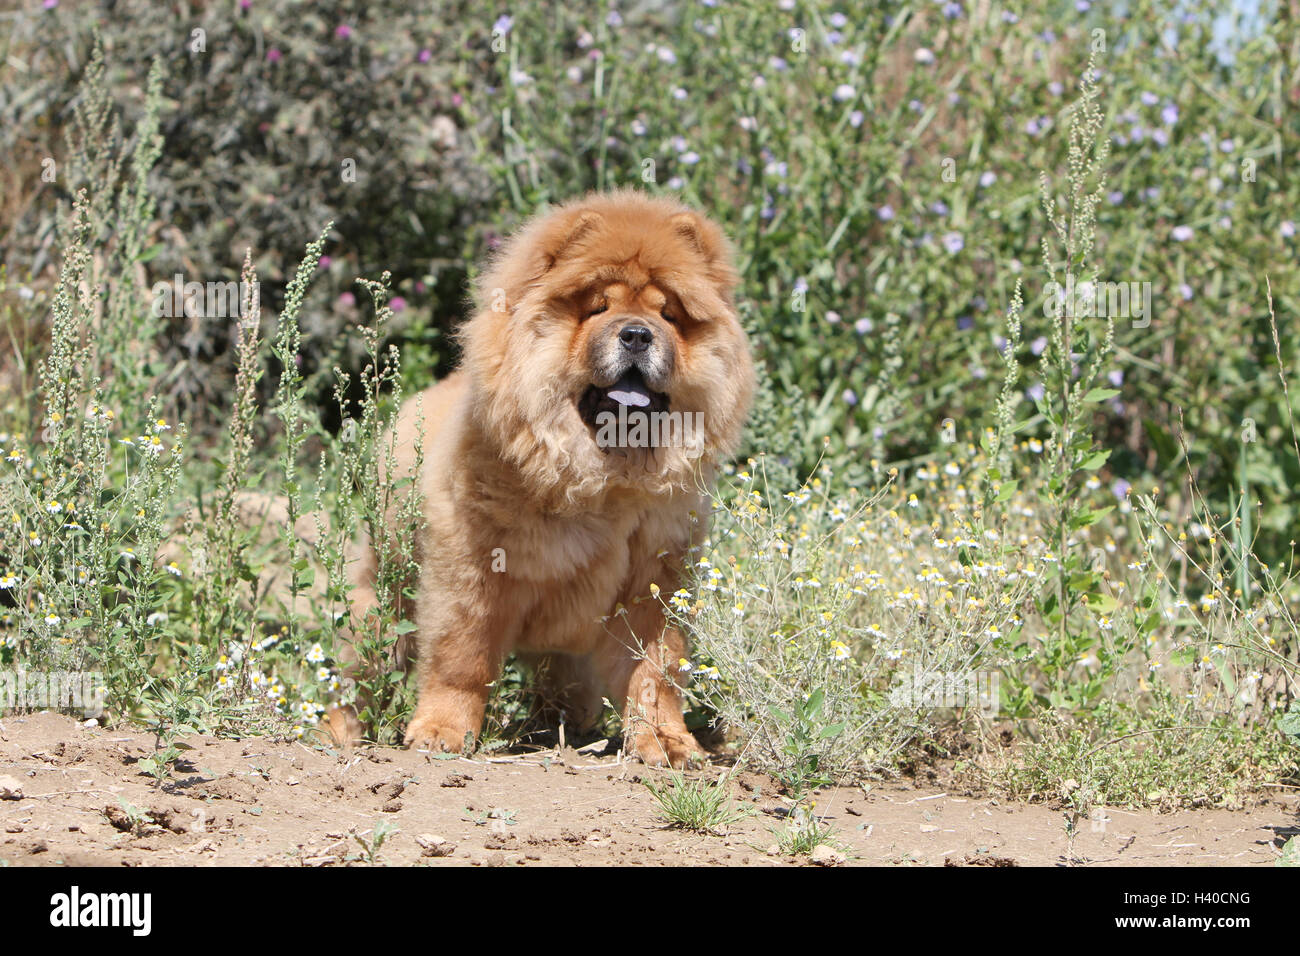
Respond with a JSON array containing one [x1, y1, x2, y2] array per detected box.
[[454, 190, 753, 512]]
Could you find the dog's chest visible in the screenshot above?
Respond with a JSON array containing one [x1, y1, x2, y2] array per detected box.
[[520, 511, 637, 576], [507, 510, 676, 653]]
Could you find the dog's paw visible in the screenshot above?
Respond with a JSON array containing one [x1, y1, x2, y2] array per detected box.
[[629, 727, 706, 769], [404, 715, 473, 753], [320, 705, 366, 748]]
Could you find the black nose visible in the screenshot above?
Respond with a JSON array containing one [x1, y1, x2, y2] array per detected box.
[[618, 325, 653, 352]]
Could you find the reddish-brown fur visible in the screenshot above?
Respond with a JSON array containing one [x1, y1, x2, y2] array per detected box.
[[332, 191, 754, 767]]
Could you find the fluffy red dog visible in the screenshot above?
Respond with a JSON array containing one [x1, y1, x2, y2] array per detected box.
[[336, 191, 754, 767]]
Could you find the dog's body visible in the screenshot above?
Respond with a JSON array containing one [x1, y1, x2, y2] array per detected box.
[[336, 191, 754, 767]]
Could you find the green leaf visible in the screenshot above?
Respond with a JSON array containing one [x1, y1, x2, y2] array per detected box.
[[1084, 592, 1117, 615], [803, 688, 825, 717], [138, 243, 165, 263], [1276, 836, 1300, 867], [1070, 505, 1114, 529], [1278, 706, 1300, 741], [1083, 388, 1120, 403]]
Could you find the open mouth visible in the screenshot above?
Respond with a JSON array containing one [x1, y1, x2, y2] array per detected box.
[[578, 367, 670, 427]]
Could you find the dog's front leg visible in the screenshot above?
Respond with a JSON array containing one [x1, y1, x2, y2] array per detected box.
[[404, 580, 508, 753], [595, 598, 703, 768]]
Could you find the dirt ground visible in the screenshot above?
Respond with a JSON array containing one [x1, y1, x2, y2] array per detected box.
[[0, 712, 1294, 867]]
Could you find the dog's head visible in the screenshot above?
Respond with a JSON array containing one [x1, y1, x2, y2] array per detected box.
[[460, 190, 755, 507]]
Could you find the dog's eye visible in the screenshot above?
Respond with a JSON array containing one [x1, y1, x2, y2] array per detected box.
[[583, 304, 607, 320], [660, 309, 678, 325]]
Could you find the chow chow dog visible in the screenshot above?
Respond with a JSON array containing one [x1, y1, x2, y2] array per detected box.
[[332, 190, 754, 767]]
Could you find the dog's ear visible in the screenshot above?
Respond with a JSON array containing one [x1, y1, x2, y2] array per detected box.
[[669, 211, 738, 291], [668, 211, 714, 258], [482, 207, 604, 315], [539, 209, 604, 272]]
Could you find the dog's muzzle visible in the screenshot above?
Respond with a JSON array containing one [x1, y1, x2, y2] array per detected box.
[[577, 320, 673, 427]]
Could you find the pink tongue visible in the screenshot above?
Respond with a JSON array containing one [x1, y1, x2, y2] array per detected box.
[[608, 388, 650, 408]]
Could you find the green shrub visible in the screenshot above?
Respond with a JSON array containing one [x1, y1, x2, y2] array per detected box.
[[1, 0, 496, 428], [0, 47, 425, 745]]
